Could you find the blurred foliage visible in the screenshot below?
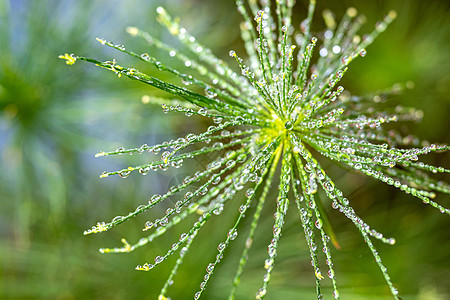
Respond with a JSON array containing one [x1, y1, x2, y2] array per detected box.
[[0, 0, 448, 299]]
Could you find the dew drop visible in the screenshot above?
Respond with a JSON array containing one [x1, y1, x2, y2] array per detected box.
[[392, 287, 399, 295], [161, 151, 171, 161], [140, 53, 150, 61], [185, 133, 197, 142], [212, 175, 221, 185], [315, 219, 323, 229], [319, 48, 328, 57], [144, 221, 154, 230], [332, 200, 339, 209], [112, 216, 124, 222], [139, 166, 150, 175], [245, 188, 255, 198], [149, 194, 162, 204], [206, 263, 214, 273], [228, 229, 238, 240], [324, 181, 334, 191], [198, 108, 207, 116], [213, 205, 223, 215], [155, 62, 165, 70], [284, 121, 293, 130], [179, 233, 188, 241], [185, 191, 193, 200], [267, 245, 276, 257], [199, 187, 208, 195], [119, 170, 131, 178]]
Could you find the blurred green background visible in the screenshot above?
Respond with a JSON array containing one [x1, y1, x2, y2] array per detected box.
[[0, 0, 448, 299]]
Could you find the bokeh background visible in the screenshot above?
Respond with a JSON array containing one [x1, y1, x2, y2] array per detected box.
[[0, 0, 448, 299]]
